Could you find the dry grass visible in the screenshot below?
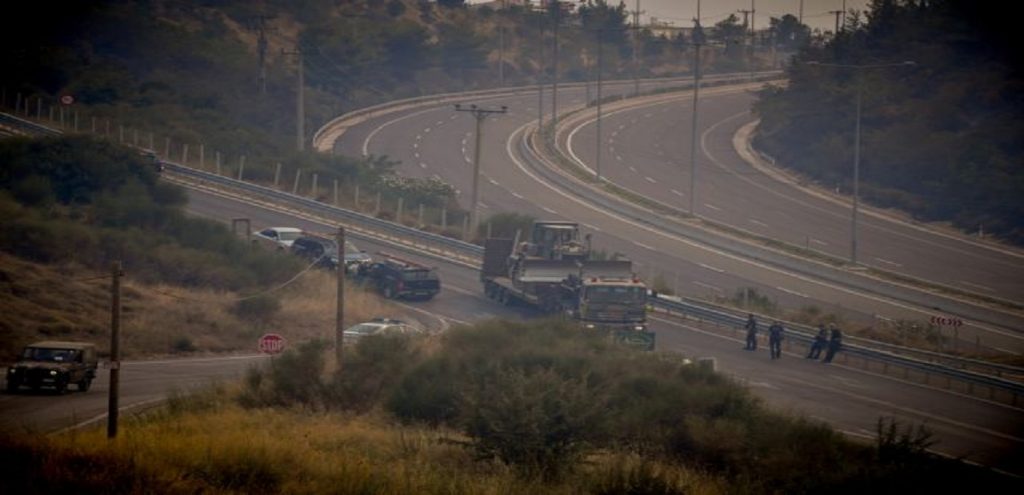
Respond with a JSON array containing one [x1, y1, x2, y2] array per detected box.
[[0, 252, 417, 361], [13, 401, 723, 495]]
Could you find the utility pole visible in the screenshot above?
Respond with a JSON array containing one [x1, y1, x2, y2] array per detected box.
[[596, 28, 604, 180], [335, 226, 345, 367], [251, 15, 274, 95], [551, 0, 560, 125], [454, 104, 508, 238], [738, 6, 754, 77], [689, 0, 703, 215], [107, 261, 122, 439], [537, 12, 545, 130], [829, 10, 843, 35], [498, 0, 506, 86], [283, 46, 304, 151], [632, 0, 641, 97], [799, 0, 804, 25]]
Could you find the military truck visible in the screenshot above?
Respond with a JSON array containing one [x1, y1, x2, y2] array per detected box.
[[480, 221, 653, 350], [6, 341, 98, 393]]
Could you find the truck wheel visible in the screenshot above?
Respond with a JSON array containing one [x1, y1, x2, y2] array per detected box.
[[77, 378, 92, 392]]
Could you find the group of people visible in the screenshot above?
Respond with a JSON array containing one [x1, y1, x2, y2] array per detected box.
[[743, 314, 843, 363]]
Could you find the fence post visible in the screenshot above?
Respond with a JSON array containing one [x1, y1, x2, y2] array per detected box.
[[311, 173, 318, 199], [397, 197, 404, 224], [237, 156, 246, 181], [215, 151, 222, 176], [333, 179, 339, 205], [274, 163, 282, 187], [182, 144, 189, 167], [292, 169, 302, 195]]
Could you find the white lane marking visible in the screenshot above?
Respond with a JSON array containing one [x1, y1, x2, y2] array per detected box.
[[424, 127, 431, 133], [750, 219, 769, 228], [511, 192, 524, 199], [749, 381, 779, 390], [582, 223, 602, 232], [629, 166, 638, 173], [830, 374, 867, 389], [414, 152, 420, 159], [632, 241, 654, 250], [542, 206, 558, 214], [616, 155, 623, 161], [505, 123, 1024, 344], [488, 178, 499, 185], [435, 120, 444, 126], [432, 174, 442, 181], [874, 257, 903, 268], [693, 281, 723, 293], [465, 156, 472, 164], [698, 263, 724, 273], [644, 112, 653, 118], [960, 281, 994, 292], [703, 203, 721, 211], [413, 142, 419, 149], [419, 162, 427, 169], [644, 176, 656, 183], [810, 238, 828, 246], [993, 346, 1020, 356], [479, 202, 490, 209], [461, 137, 468, 146], [671, 189, 684, 197], [776, 286, 809, 298]]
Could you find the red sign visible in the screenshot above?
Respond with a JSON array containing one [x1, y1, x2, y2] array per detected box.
[[59, 95, 74, 105], [258, 333, 287, 354], [930, 316, 963, 327]]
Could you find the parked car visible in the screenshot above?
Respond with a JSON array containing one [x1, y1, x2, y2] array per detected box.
[[290, 234, 373, 271], [353, 253, 441, 300], [342, 318, 422, 344], [253, 227, 303, 251], [6, 341, 98, 393]]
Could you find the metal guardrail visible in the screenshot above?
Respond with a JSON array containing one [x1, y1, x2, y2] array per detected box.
[[3, 89, 1023, 403]]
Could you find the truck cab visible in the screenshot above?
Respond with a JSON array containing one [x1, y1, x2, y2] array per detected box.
[[6, 341, 98, 393]]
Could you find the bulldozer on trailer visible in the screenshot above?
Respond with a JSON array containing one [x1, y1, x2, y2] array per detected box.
[[480, 221, 654, 350]]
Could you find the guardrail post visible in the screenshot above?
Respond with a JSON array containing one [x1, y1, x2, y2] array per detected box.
[[215, 151, 222, 176], [238, 156, 246, 181], [333, 179, 339, 206], [396, 197, 404, 224], [274, 163, 282, 187], [292, 169, 301, 195], [182, 144, 189, 167], [462, 215, 470, 241], [199, 144, 205, 169], [418, 204, 424, 228], [311, 173, 318, 199]]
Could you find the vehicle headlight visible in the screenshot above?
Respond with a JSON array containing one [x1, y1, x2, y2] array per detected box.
[[584, 324, 595, 329], [634, 325, 645, 331], [50, 370, 59, 376], [7, 368, 15, 374]]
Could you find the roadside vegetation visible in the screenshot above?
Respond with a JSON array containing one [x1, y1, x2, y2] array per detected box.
[[755, 0, 1024, 244], [0, 135, 415, 361], [1, 320, 1015, 494]]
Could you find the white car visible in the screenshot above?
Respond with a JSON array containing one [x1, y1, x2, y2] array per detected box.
[[253, 227, 303, 251], [342, 318, 422, 344]]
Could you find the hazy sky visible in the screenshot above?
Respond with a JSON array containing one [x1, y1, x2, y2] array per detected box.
[[470, 1, 872, 33]]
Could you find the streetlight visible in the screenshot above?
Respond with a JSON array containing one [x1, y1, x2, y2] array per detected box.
[[454, 103, 508, 239], [805, 60, 915, 265]]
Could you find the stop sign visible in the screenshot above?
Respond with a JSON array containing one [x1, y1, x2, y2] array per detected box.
[[258, 333, 287, 354]]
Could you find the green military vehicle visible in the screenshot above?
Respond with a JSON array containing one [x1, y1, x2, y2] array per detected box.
[[6, 341, 98, 393]]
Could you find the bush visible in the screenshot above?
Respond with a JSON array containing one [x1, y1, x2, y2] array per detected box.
[[231, 295, 281, 321]]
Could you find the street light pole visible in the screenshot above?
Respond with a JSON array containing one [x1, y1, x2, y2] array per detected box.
[[455, 104, 508, 239], [689, 0, 703, 215], [805, 60, 915, 265]]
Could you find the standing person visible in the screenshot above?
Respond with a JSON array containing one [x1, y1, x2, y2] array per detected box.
[[807, 324, 828, 359], [744, 314, 758, 350], [768, 320, 784, 359], [823, 324, 843, 363]]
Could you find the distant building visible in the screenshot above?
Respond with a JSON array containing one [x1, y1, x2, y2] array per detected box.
[[647, 17, 691, 40]]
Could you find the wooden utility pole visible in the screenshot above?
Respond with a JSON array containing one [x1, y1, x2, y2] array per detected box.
[[454, 104, 508, 238], [283, 46, 305, 151], [107, 261, 123, 439], [335, 226, 345, 367]]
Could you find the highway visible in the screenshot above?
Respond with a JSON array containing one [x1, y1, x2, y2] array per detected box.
[[327, 79, 1024, 356]]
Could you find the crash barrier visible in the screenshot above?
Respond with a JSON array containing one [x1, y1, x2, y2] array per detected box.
[[4, 87, 1023, 406]]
